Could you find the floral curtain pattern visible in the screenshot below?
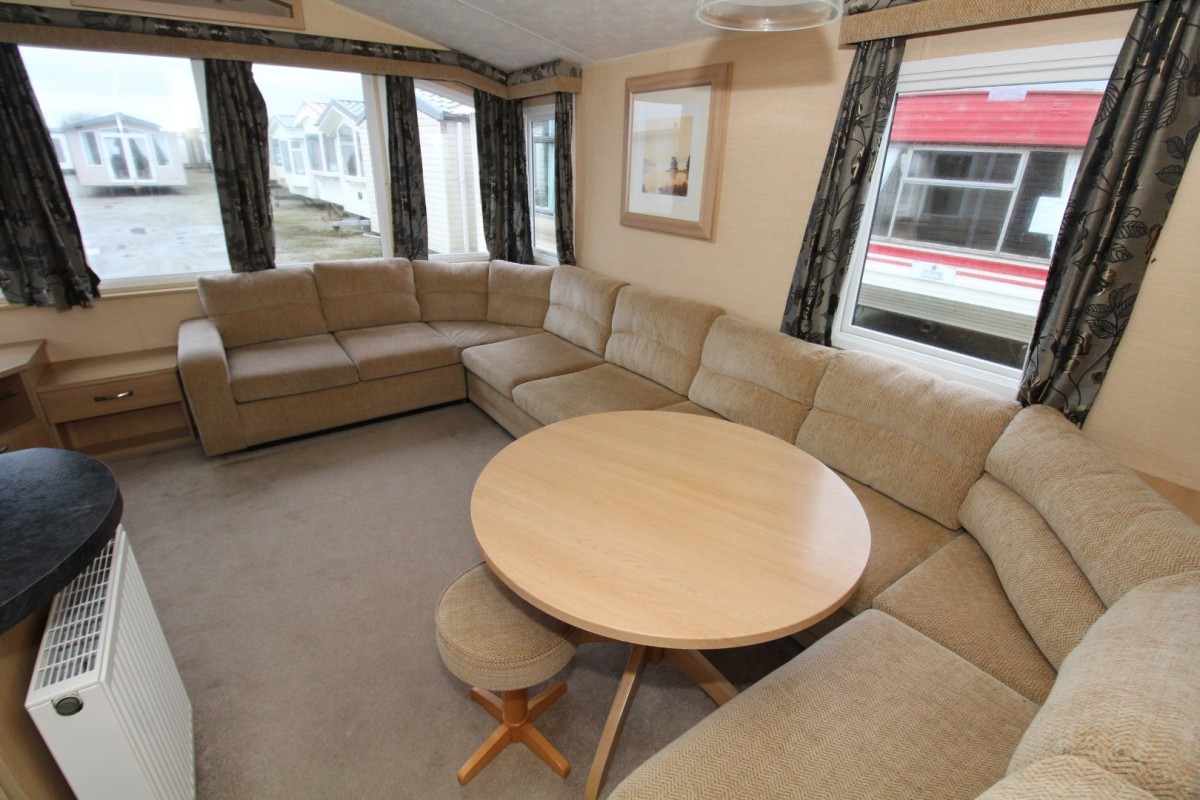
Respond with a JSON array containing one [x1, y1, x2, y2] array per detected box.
[[0, 43, 99, 308], [1019, 0, 1200, 422], [204, 59, 275, 273], [780, 35, 905, 343], [554, 92, 577, 265], [473, 89, 533, 263], [385, 75, 429, 260]]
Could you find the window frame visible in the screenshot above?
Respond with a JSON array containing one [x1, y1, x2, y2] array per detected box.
[[524, 100, 558, 264], [831, 40, 1123, 397]]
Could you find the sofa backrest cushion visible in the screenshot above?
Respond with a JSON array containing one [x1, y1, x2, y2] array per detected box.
[[604, 286, 723, 395], [198, 268, 327, 348], [1008, 571, 1200, 799], [313, 258, 420, 331], [487, 261, 555, 328], [961, 473, 1106, 670], [796, 351, 1019, 529], [689, 316, 834, 442], [986, 404, 1200, 608], [413, 260, 489, 321], [542, 266, 627, 356]]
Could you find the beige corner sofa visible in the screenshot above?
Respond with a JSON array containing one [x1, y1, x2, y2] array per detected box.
[[177, 258, 1200, 799]]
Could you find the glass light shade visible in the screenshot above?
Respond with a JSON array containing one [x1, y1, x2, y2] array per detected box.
[[695, 0, 843, 31]]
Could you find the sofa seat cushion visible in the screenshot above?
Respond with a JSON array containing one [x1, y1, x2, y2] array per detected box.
[[1008, 571, 1200, 798], [227, 334, 358, 403], [426, 320, 541, 351], [840, 474, 959, 614], [977, 756, 1155, 800], [513, 363, 684, 426], [658, 400, 722, 418], [461, 331, 602, 398], [334, 323, 460, 382], [874, 535, 1057, 703], [610, 610, 1039, 800]]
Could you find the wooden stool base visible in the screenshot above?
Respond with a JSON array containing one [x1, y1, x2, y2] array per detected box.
[[456, 680, 571, 785]]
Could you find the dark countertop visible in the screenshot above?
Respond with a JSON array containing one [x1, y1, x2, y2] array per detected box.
[[0, 448, 123, 635]]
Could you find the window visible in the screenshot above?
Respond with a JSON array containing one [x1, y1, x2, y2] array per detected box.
[[413, 81, 487, 257], [834, 41, 1122, 394], [254, 64, 384, 263], [20, 46, 228, 283], [48, 132, 72, 170], [525, 104, 557, 260]]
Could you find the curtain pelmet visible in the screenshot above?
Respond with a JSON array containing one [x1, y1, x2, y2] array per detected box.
[[385, 75, 429, 261]]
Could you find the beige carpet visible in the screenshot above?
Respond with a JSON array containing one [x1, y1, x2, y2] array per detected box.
[[108, 403, 798, 800]]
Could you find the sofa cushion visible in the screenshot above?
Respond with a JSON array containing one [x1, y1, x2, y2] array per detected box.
[[986, 405, 1200, 608], [603, 286, 722, 395], [610, 610, 1039, 800], [541, 265, 626, 355], [874, 535, 1057, 703], [487, 260, 555, 327], [689, 316, 834, 442], [1008, 571, 1200, 798], [977, 756, 1155, 800], [227, 334, 358, 403], [461, 331, 603, 398], [413, 259, 489, 321], [961, 473, 1106, 670], [426, 320, 541, 351], [334, 323, 460, 382], [658, 400, 722, 418], [198, 268, 327, 349], [797, 351, 1019, 529], [513, 363, 684, 425], [313, 258, 419, 331], [840, 474, 959, 614]]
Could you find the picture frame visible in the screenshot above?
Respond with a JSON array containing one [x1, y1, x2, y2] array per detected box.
[[621, 63, 731, 241], [69, 0, 305, 30]]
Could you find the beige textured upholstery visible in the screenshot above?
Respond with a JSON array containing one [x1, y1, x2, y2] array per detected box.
[[413, 259, 489, 321], [461, 331, 602, 398], [657, 400, 722, 418], [227, 334, 358, 403], [874, 535, 1057, 703], [177, 317, 245, 456], [426, 320, 541, 351], [986, 405, 1200, 608], [334, 323, 459, 381], [312, 258, 419, 331], [466, 373, 543, 438], [541, 265, 627, 355], [797, 351, 1019, 529], [688, 315, 834, 442], [609, 610, 1038, 800], [513, 363, 684, 425], [961, 473, 1106, 669], [1009, 571, 1200, 798], [197, 268, 328, 348], [604, 286, 723, 395], [978, 756, 1156, 799], [435, 563, 576, 692], [487, 260, 555, 327]]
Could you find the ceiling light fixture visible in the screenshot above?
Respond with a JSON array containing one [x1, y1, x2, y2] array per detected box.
[[695, 0, 843, 31]]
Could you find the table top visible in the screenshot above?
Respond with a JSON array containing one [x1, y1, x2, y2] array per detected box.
[[471, 411, 871, 649], [0, 448, 123, 635]]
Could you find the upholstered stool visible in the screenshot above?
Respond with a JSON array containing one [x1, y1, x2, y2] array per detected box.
[[435, 563, 577, 785]]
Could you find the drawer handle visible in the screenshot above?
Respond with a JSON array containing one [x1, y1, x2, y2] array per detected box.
[[95, 390, 134, 402], [0, 390, 16, 401]]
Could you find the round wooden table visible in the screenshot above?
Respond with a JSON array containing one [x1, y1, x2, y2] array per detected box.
[[471, 411, 870, 798]]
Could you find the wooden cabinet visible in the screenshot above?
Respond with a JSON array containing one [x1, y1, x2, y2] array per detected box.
[[0, 341, 55, 456], [37, 347, 194, 459]]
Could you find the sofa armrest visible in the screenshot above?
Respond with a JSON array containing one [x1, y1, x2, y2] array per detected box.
[[178, 317, 246, 456]]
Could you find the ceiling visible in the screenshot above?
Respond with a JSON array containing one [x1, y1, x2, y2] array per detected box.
[[330, 0, 733, 72]]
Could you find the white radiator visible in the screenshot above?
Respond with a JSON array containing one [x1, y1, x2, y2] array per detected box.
[[25, 524, 195, 800]]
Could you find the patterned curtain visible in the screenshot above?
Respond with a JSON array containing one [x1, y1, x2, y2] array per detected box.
[[779, 35, 905, 343], [385, 75, 428, 260], [554, 92, 577, 265], [1019, 0, 1200, 423], [473, 89, 533, 263], [0, 43, 99, 308], [204, 59, 275, 273]]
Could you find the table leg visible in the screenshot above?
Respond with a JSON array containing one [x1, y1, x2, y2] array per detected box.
[[585, 643, 648, 800], [665, 649, 738, 706]]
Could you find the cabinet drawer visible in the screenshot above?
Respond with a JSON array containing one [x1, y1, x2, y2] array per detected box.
[[39, 372, 182, 423], [0, 421, 55, 454]]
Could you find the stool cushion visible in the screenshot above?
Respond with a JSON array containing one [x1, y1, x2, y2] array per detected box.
[[436, 564, 577, 691]]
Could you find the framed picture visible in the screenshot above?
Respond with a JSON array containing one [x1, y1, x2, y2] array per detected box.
[[621, 63, 731, 241], [70, 0, 305, 30]]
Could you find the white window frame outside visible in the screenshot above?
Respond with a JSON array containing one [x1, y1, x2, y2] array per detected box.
[[524, 101, 558, 265], [831, 40, 1123, 397]]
